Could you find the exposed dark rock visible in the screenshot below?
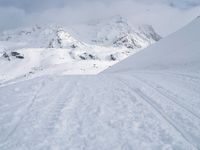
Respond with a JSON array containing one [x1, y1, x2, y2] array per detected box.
[[113, 36, 125, 45], [139, 25, 162, 41], [110, 54, 117, 61], [88, 54, 96, 60], [126, 45, 134, 49], [11, 52, 20, 56], [57, 38, 62, 48], [10, 51, 24, 59], [79, 52, 97, 60], [16, 55, 24, 59], [113, 35, 142, 49], [71, 44, 78, 49], [2, 52, 10, 61], [48, 39, 54, 48]]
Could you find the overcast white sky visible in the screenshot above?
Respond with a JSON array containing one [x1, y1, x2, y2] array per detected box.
[[0, 0, 199, 36]]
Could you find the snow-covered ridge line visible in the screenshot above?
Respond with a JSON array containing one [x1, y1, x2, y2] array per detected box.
[[0, 16, 161, 49]]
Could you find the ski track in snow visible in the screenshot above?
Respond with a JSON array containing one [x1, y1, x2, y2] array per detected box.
[[1, 81, 45, 144], [116, 74, 200, 149], [0, 71, 200, 150]]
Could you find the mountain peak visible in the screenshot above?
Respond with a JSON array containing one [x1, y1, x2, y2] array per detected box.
[[71, 16, 160, 48]]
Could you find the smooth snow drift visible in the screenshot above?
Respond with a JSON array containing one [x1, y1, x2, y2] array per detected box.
[[0, 17, 200, 150]]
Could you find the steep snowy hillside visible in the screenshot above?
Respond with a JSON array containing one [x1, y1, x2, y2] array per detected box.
[[0, 16, 160, 82], [104, 16, 200, 73], [0, 17, 200, 150]]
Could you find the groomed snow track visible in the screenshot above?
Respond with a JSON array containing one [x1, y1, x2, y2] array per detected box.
[[0, 72, 200, 150]]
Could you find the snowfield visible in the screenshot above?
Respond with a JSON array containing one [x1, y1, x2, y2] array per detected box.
[[0, 73, 200, 150], [0, 16, 200, 150]]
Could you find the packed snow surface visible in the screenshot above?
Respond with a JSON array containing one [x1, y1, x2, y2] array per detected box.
[[1, 72, 200, 150], [0, 17, 200, 150]]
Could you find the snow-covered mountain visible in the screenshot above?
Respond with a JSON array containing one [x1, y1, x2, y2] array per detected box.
[[0, 25, 85, 49], [104, 16, 200, 73], [0, 16, 200, 150], [0, 16, 160, 49], [0, 16, 160, 82], [71, 16, 161, 48]]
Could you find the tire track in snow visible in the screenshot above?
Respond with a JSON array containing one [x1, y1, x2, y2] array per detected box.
[[134, 71, 200, 90], [165, 72, 200, 81], [131, 74, 200, 150], [0, 80, 46, 148], [45, 79, 97, 150], [1, 78, 78, 150], [133, 88, 199, 150], [133, 75, 200, 120], [36, 78, 80, 150], [117, 76, 199, 150], [43, 80, 77, 132]]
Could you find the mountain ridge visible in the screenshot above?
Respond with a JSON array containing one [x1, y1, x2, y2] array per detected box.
[[0, 16, 161, 82]]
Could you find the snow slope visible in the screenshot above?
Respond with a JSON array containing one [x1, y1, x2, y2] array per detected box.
[[0, 17, 200, 150], [104, 16, 200, 73], [0, 73, 200, 150], [0, 16, 160, 82]]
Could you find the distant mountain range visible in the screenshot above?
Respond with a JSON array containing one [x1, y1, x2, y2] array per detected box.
[[0, 16, 161, 82]]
